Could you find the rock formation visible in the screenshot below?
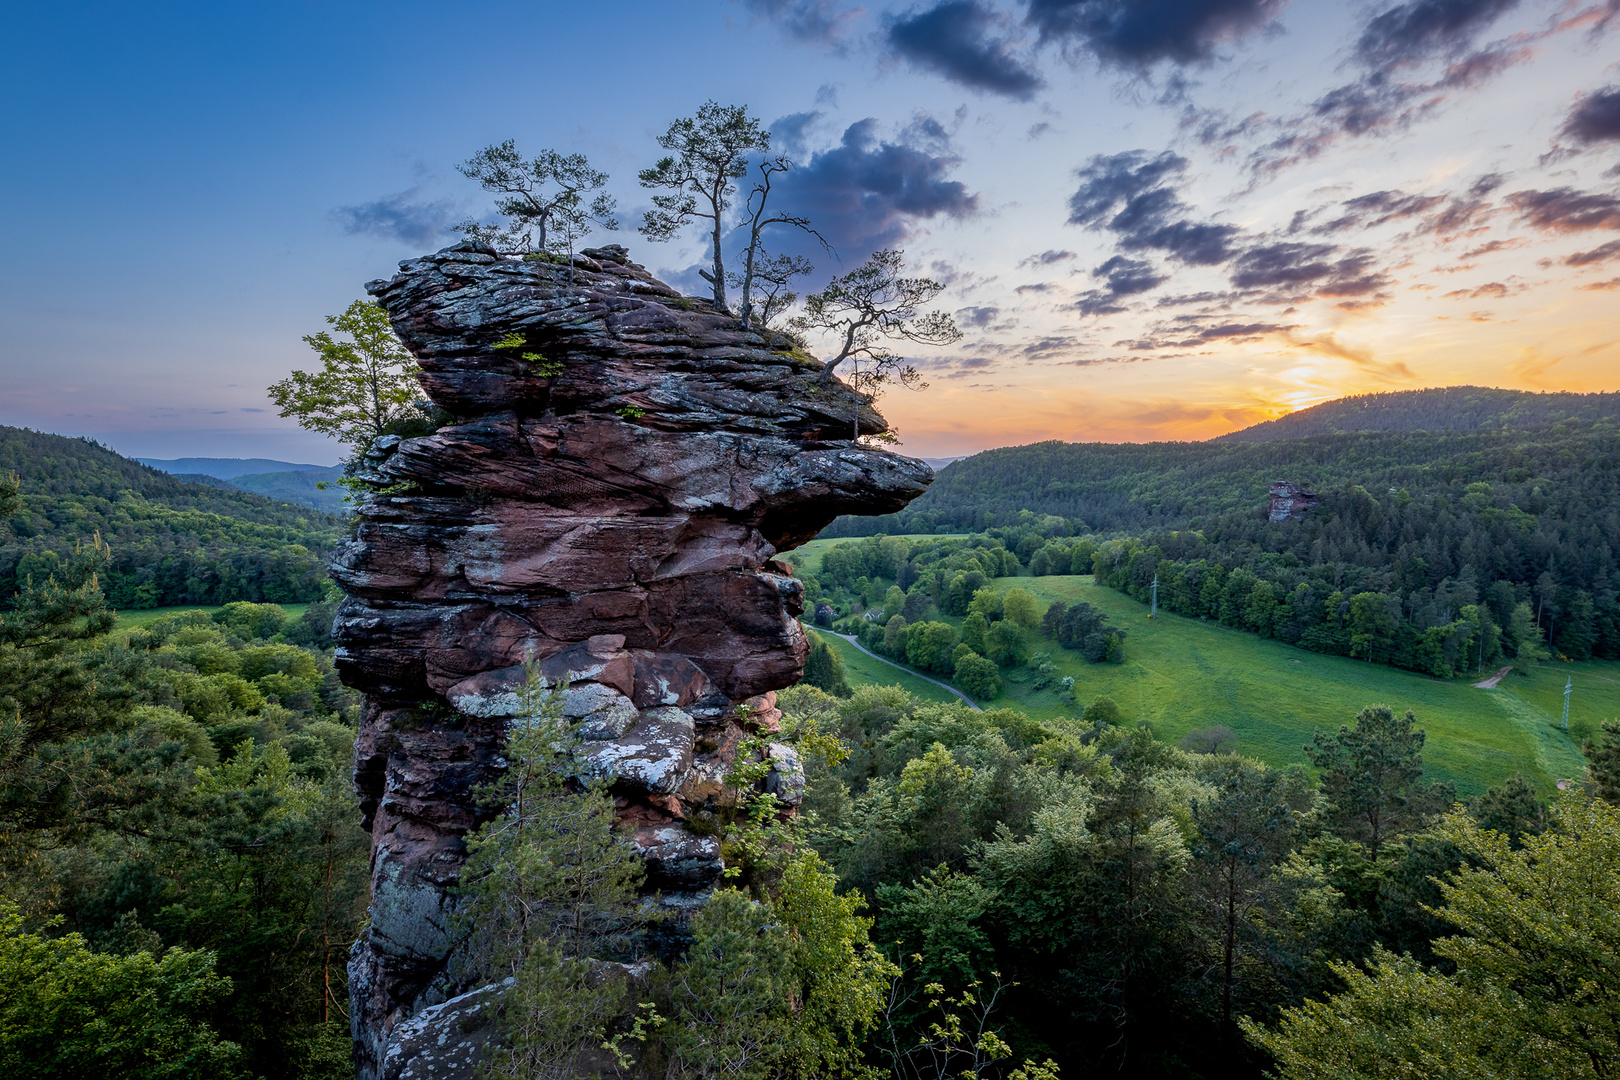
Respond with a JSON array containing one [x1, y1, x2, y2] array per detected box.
[[330, 240, 931, 1078], [1268, 480, 1318, 522]]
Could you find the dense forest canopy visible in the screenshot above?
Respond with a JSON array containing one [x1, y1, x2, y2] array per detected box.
[[0, 427, 340, 608]]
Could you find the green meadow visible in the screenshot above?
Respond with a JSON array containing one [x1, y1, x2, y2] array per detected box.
[[808, 627, 964, 705], [814, 569, 1616, 797], [112, 602, 311, 633]]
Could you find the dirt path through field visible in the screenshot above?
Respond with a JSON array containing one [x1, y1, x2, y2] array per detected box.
[[829, 632, 983, 710], [1474, 665, 1512, 689]]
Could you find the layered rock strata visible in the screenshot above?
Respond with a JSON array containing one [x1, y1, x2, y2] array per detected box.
[[332, 241, 931, 1079]]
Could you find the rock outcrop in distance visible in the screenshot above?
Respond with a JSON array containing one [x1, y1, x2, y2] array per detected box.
[[330, 240, 931, 1079], [1268, 480, 1318, 522]]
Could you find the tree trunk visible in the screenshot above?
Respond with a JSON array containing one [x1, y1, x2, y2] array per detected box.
[[710, 214, 727, 312], [739, 226, 759, 329]]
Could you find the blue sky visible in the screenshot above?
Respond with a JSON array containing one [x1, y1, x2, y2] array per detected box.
[[3, 0, 1617, 461]]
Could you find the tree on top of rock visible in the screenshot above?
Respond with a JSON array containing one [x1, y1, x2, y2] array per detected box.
[[638, 102, 772, 314], [792, 249, 961, 437], [455, 141, 619, 266]]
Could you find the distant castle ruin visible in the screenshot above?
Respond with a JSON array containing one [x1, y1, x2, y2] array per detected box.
[[1269, 480, 1318, 522]]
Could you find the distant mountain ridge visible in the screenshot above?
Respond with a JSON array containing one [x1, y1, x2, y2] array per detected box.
[[136, 456, 332, 479], [1219, 386, 1620, 443]]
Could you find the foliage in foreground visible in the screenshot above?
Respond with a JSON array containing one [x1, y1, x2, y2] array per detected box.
[[1247, 792, 1620, 1079], [0, 902, 242, 1080]]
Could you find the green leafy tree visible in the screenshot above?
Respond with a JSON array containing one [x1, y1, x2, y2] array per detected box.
[[1304, 705, 1454, 861], [960, 611, 989, 654], [453, 664, 646, 1078], [1246, 793, 1620, 1079], [1001, 587, 1039, 629], [0, 901, 243, 1080], [953, 653, 1002, 702], [803, 635, 852, 698], [456, 141, 619, 266], [267, 300, 425, 454], [905, 621, 960, 674], [639, 101, 771, 312], [984, 621, 1026, 668], [883, 614, 910, 658], [1187, 759, 1305, 1034]]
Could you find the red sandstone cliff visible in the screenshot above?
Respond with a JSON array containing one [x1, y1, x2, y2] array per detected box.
[[331, 240, 930, 1078]]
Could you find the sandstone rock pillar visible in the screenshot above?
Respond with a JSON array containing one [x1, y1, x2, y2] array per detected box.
[[329, 241, 930, 1078]]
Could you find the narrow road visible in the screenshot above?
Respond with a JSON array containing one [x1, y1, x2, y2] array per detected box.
[[1474, 665, 1513, 689], [824, 631, 982, 711]]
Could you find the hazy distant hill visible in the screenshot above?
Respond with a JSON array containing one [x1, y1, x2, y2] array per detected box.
[[1218, 386, 1620, 443], [136, 456, 331, 479], [230, 466, 347, 513], [2, 427, 339, 608]]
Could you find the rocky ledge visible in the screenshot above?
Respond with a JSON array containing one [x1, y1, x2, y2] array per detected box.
[[332, 241, 930, 1079]]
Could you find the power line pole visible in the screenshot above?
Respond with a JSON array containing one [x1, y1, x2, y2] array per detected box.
[[1150, 573, 1159, 619], [1562, 675, 1572, 731]]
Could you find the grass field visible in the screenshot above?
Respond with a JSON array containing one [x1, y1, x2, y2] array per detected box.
[[113, 602, 310, 633], [802, 566, 1614, 796], [808, 627, 964, 705]]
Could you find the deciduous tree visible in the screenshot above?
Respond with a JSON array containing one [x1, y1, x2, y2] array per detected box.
[[267, 301, 425, 454]]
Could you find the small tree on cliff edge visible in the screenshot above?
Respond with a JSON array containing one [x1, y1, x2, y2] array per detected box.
[[792, 249, 961, 438], [639, 101, 771, 313], [268, 300, 425, 455], [455, 141, 619, 264]]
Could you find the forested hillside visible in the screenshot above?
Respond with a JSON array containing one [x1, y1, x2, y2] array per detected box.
[[826, 420, 1620, 548], [1220, 386, 1620, 442], [0, 427, 339, 608]]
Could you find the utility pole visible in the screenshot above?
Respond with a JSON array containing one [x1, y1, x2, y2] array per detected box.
[[1562, 675, 1572, 732], [1477, 627, 1485, 675], [1150, 574, 1159, 619]]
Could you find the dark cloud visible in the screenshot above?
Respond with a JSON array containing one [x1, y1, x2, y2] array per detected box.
[[1093, 255, 1167, 294], [1067, 150, 1189, 226], [1228, 243, 1391, 300], [1018, 248, 1076, 267], [1015, 281, 1058, 293], [332, 191, 459, 246], [1315, 174, 1503, 240], [1074, 290, 1131, 315], [1067, 150, 1241, 265], [741, 0, 863, 44], [1318, 190, 1446, 232], [1021, 335, 1085, 358], [1353, 0, 1520, 70], [1113, 317, 1298, 351], [775, 117, 980, 257], [1563, 85, 1620, 144], [956, 304, 1003, 326], [1026, 0, 1287, 68], [1508, 187, 1620, 232], [888, 1, 1043, 99], [1567, 239, 1620, 265]]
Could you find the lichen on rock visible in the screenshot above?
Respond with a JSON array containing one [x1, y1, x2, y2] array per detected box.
[[332, 240, 930, 1079]]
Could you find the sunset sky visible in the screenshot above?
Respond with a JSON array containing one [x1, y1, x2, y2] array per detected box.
[[3, 0, 1617, 461]]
